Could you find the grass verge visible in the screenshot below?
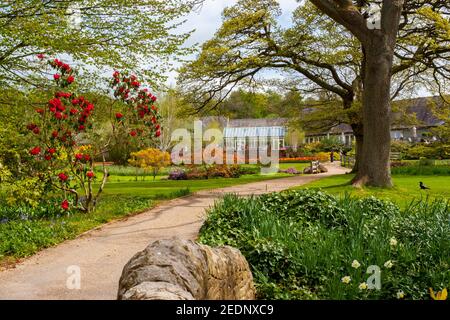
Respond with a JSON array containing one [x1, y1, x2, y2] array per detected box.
[[293, 174, 450, 207]]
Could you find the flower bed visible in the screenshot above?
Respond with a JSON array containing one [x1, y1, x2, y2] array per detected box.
[[279, 157, 317, 163]]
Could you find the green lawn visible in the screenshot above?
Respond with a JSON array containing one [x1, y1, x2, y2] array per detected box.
[[278, 162, 310, 172], [95, 173, 292, 197], [295, 174, 450, 206]]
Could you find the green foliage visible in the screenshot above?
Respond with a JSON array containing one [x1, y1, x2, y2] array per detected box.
[[402, 143, 450, 160], [0, 0, 199, 88], [199, 190, 450, 300], [0, 195, 153, 260], [3, 178, 45, 208], [318, 137, 346, 152], [391, 165, 450, 175], [390, 140, 411, 154], [418, 157, 435, 166]]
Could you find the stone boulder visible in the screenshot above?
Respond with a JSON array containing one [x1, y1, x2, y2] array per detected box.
[[117, 238, 255, 300], [303, 164, 328, 174]]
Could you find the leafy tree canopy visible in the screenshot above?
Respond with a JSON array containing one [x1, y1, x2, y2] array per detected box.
[[0, 0, 202, 89]]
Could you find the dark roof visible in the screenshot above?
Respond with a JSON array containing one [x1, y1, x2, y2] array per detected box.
[[306, 96, 447, 136], [305, 123, 353, 136], [393, 97, 445, 127]]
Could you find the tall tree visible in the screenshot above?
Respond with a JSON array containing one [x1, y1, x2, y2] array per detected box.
[[178, 0, 366, 168], [178, 0, 450, 187], [0, 0, 201, 88]]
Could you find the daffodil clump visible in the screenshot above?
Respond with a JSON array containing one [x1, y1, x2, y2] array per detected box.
[[199, 190, 450, 300]]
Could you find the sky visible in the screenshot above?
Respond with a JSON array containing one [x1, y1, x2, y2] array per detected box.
[[166, 0, 301, 86]]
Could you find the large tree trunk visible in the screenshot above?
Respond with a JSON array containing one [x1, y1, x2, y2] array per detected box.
[[352, 39, 393, 187], [310, 0, 404, 188]]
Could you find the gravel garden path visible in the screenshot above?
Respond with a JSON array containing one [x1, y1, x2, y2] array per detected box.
[[0, 163, 348, 300]]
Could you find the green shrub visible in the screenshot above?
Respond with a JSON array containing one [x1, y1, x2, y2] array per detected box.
[[391, 165, 450, 175], [419, 157, 435, 166], [391, 141, 411, 154], [403, 143, 450, 160], [199, 190, 450, 300]]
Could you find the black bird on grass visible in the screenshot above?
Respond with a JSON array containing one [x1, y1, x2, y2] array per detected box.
[[419, 181, 430, 190]]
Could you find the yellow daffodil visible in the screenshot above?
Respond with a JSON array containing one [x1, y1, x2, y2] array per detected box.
[[341, 276, 351, 284], [351, 259, 361, 269], [389, 237, 398, 247], [429, 288, 448, 300], [359, 282, 368, 290], [384, 260, 394, 268]]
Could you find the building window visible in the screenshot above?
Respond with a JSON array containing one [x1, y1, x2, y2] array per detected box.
[[259, 137, 268, 150], [249, 137, 258, 149], [271, 137, 280, 150], [236, 138, 246, 151], [225, 138, 235, 151]]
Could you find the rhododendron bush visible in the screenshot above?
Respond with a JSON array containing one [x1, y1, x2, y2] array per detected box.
[[26, 57, 162, 212]]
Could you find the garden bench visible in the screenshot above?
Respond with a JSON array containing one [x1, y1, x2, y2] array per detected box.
[[390, 152, 402, 161]]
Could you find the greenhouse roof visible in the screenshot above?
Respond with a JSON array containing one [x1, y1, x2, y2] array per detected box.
[[223, 126, 286, 138]]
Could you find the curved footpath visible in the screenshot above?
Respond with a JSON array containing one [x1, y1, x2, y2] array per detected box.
[[0, 163, 347, 299]]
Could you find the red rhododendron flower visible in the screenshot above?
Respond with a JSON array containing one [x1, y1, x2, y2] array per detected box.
[[131, 81, 140, 88], [71, 99, 79, 105], [113, 71, 120, 78], [49, 98, 62, 110], [75, 153, 83, 161], [54, 74, 61, 80], [26, 123, 37, 131], [48, 148, 56, 154], [67, 75, 75, 84], [115, 112, 123, 119], [52, 130, 58, 138], [78, 125, 85, 131], [62, 63, 71, 71], [55, 112, 62, 119], [84, 154, 90, 161], [58, 173, 68, 181], [86, 171, 94, 178], [61, 199, 69, 211], [37, 54, 45, 60], [155, 130, 161, 137], [30, 146, 41, 155], [45, 155, 52, 161], [54, 59, 63, 67], [129, 130, 137, 137], [55, 92, 71, 98], [32, 127, 40, 134], [151, 95, 157, 102], [36, 108, 44, 114], [155, 124, 160, 130], [70, 108, 78, 115]]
